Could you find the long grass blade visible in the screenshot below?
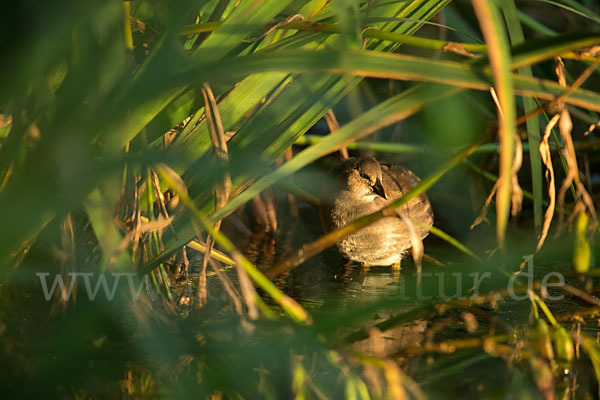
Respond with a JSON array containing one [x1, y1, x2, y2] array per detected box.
[[472, 0, 516, 248], [213, 83, 460, 223], [502, 0, 543, 232]]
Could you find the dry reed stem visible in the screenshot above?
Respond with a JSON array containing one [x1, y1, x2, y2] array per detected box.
[[324, 109, 348, 160], [251, 190, 278, 232], [471, 133, 522, 229], [118, 215, 174, 269], [151, 170, 172, 241], [208, 256, 244, 315], [179, 246, 192, 306], [398, 209, 423, 274], [490, 85, 525, 221], [201, 83, 259, 316], [198, 84, 224, 305], [50, 214, 77, 315], [537, 113, 559, 250], [442, 42, 477, 58], [489, 87, 503, 117], [283, 147, 299, 219], [555, 105, 597, 229], [538, 59, 598, 251], [131, 174, 142, 257], [234, 254, 259, 320], [262, 189, 278, 231], [470, 181, 497, 229], [242, 14, 304, 43], [511, 133, 523, 217], [516, 57, 600, 127]]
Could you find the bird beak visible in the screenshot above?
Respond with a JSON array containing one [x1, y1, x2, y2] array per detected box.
[[372, 178, 387, 199]]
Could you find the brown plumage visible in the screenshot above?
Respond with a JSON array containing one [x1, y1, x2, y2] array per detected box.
[[319, 156, 433, 266]]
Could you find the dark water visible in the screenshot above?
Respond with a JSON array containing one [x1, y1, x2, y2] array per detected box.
[[213, 199, 600, 397], [4, 195, 596, 398]]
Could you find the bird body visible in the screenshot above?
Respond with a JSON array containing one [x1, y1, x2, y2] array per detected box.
[[319, 157, 433, 266]]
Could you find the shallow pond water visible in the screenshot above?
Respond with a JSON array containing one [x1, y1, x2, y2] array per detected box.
[[210, 200, 600, 397]]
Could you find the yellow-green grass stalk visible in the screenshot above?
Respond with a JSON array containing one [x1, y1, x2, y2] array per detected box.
[[472, 0, 516, 248]]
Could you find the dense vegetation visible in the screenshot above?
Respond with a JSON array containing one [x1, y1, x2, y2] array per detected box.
[[1, 0, 600, 398]]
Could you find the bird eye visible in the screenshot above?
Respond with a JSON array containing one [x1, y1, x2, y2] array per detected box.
[[359, 173, 371, 182]]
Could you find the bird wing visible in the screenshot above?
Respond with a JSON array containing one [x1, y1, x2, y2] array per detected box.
[[381, 163, 434, 238]]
